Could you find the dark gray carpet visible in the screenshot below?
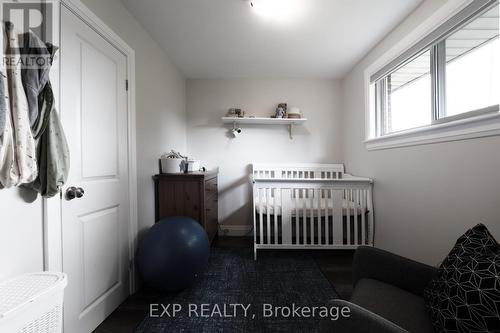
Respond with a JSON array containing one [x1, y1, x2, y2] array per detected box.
[[134, 247, 338, 332]]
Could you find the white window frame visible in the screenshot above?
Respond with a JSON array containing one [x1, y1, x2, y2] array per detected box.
[[364, 0, 500, 150]]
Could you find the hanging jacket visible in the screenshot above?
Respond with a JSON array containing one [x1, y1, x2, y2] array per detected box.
[[19, 29, 58, 139], [22, 38, 69, 197], [20, 30, 52, 128], [1, 22, 38, 186], [0, 68, 5, 137], [0, 64, 16, 187], [0, 22, 19, 187], [28, 80, 70, 197]]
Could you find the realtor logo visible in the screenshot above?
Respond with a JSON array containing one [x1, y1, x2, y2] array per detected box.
[[1, 0, 53, 49], [1, 1, 54, 70]]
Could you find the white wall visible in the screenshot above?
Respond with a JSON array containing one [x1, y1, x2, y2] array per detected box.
[[340, 0, 500, 265], [186, 79, 342, 230], [81, 0, 187, 236]]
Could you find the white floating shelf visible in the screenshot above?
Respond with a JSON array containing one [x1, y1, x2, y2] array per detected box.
[[222, 117, 307, 125], [222, 117, 307, 139]]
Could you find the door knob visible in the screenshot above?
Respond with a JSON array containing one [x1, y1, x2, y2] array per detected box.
[[75, 187, 84, 198], [66, 187, 85, 200]]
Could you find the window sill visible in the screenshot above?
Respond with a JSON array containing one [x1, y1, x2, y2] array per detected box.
[[365, 112, 500, 150]]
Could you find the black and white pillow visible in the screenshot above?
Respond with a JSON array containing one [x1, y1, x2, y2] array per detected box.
[[424, 224, 500, 333]]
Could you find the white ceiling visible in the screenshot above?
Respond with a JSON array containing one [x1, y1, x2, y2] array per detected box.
[[122, 0, 424, 79]]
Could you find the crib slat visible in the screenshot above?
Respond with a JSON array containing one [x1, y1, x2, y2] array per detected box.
[[266, 188, 271, 244], [282, 189, 292, 244], [324, 189, 328, 242], [361, 189, 366, 245], [309, 189, 314, 245], [371, 190, 374, 246], [317, 189, 322, 245], [326, 189, 331, 245], [354, 189, 359, 245], [346, 190, 351, 245], [302, 189, 307, 245], [323, 189, 327, 244], [330, 189, 334, 244], [259, 188, 263, 244], [368, 188, 374, 245], [366, 189, 370, 245], [294, 189, 299, 244], [333, 190, 343, 244], [253, 184, 257, 250], [274, 188, 278, 244]]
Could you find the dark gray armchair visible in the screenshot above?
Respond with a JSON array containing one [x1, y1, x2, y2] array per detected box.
[[321, 246, 438, 333]]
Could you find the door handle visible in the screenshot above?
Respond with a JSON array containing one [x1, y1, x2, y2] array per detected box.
[[66, 187, 85, 200], [75, 187, 85, 198]]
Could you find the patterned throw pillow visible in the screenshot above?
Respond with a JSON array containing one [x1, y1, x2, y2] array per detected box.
[[424, 224, 500, 333]]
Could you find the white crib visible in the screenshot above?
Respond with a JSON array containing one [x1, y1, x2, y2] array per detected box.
[[252, 163, 374, 259]]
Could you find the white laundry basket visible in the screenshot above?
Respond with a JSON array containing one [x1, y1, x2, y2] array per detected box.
[[0, 272, 67, 333]]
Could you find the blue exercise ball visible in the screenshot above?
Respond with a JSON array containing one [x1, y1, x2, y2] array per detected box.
[[137, 216, 210, 292]]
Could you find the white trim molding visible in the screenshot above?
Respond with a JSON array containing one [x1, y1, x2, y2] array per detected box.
[[219, 225, 253, 237], [365, 112, 500, 150]]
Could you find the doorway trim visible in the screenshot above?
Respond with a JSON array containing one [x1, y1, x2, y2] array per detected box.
[[44, 0, 138, 293]]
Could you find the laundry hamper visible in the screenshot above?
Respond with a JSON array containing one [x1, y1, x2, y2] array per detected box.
[[0, 272, 67, 333]]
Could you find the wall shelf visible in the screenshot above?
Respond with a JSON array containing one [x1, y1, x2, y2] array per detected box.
[[221, 117, 307, 139]]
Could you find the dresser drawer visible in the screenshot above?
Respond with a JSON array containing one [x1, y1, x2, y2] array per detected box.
[[205, 197, 218, 220], [205, 198, 218, 241], [205, 177, 218, 199]]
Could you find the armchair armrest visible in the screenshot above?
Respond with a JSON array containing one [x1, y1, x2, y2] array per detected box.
[[353, 246, 437, 296], [319, 299, 408, 333]]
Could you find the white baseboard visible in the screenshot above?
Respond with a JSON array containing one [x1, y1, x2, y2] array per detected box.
[[218, 224, 253, 237]]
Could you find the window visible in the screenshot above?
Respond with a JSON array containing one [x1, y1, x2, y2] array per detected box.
[[369, 0, 499, 142], [378, 50, 432, 134], [445, 7, 500, 117]]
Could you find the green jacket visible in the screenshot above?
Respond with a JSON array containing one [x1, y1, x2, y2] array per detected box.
[[26, 81, 70, 197]]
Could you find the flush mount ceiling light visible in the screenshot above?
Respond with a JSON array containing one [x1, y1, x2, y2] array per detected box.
[[249, 0, 301, 21]]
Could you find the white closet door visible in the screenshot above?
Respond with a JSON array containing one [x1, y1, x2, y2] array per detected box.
[[60, 5, 130, 333]]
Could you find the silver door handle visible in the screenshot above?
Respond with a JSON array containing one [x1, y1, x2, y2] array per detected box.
[[66, 187, 85, 200]]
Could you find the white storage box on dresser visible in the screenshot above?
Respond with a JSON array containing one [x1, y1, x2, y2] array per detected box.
[[0, 272, 67, 333], [252, 163, 374, 259]]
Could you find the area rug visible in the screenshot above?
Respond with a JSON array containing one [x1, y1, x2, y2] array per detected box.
[[134, 247, 338, 332]]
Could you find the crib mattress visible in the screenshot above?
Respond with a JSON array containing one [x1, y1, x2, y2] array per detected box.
[[254, 198, 367, 216]]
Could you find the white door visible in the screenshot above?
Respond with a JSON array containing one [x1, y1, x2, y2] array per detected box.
[[60, 6, 130, 333]]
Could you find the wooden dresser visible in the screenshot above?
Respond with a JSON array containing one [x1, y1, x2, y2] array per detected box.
[[153, 169, 219, 243]]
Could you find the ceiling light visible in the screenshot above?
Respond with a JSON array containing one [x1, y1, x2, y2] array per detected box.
[[250, 0, 301, 21]]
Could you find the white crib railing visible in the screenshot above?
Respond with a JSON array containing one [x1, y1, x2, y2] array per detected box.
[[252, 163, 345, 180], [252, 164, 374, 259]]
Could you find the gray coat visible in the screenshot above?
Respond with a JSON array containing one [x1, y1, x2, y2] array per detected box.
[[28, 81, 70, 197], [22, 40, 69, 197], [20, 31, 53, 127]]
